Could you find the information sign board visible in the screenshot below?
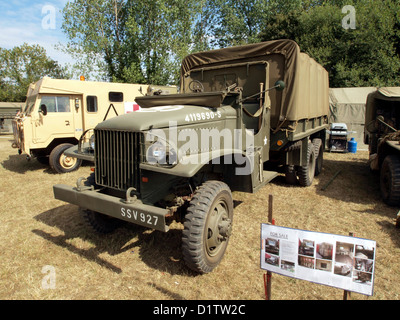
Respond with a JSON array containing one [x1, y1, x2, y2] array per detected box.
[[260, 224, 376, 296]]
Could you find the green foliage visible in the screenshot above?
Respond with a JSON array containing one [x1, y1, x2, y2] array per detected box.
[[210, 0, 304, 47], [60, 0, 212, 85], [0, 43, 69, 102], [59, 0, 400, 88], [260, 0, 400, 87]]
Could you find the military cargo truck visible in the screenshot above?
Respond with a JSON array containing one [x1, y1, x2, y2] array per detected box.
[[53, 40, 329, 273], [0, 102, 23, 133], [12, 77, 174, 173], [364, 87, 400, 207]]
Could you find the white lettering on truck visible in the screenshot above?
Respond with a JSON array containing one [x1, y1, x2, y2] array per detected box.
[[120, 207, 159, 226]]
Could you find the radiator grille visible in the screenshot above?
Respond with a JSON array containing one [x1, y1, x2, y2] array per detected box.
[[94, 129, 143, 191]]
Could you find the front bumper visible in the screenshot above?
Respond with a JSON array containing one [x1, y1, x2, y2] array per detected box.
[[53, 183, 169, 232], [64, 143, 95, 162]]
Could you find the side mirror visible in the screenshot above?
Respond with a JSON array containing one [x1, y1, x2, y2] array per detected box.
[[40, 104, 47, 116], [275, 80, 285, 91]]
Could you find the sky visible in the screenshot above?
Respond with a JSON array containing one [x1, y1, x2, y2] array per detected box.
[[0, 0, 74, 68]]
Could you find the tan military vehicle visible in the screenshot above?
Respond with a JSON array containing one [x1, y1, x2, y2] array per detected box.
[[12, 77, 174, 173]]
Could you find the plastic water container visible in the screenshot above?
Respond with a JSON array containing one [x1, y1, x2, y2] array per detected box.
[[348, 137, 357, 153]]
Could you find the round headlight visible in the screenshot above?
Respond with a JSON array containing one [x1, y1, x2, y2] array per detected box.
[[89, 134, 95, 150], [151, 141, 166, 161], [146, 140, 177, 166]]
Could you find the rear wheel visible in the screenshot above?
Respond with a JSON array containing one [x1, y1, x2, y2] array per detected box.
[[298, 142, 316, 187], [313, 138, 323, 176], [380, 155, 400, 206], [284, 165, 298, 185], [49, 143, 82, 173], [182, 181, 233, 273]]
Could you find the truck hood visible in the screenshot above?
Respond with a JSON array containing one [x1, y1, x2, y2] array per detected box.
[[95, 105, 235, 131]]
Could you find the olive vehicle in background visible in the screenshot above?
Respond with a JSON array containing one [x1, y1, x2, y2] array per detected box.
[[0, 102, 23, 133], [54, 40, 330, 273], [364, 88, 400, 221], [11, 77, 175, 173]]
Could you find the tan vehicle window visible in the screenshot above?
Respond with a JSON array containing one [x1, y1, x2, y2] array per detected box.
[[41, 96, 70, 112], [109, 92, 123, 102], [87, 96, 98, 112]]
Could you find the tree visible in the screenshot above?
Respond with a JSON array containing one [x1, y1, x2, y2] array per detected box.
[[260, 0, 400, 87], [60, 0, 211, 85], [59, 0, 127, 81], [0, 43, 69, 102]]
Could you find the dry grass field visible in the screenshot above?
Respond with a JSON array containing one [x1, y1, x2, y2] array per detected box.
[[0, 133, 399, 300]]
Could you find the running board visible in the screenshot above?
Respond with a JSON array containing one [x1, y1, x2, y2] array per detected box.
[[253, 170, 278, 192]]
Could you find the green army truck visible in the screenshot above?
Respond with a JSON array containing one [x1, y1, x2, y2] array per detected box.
[[364, 88, 400, 207], [0, 102, 23, 133], [53, 40, 329, 273]]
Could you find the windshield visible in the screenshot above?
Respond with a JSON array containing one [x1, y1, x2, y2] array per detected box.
[[24, 94, 37, 115]]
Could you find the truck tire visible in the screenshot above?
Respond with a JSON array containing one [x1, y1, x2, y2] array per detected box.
[[380, 155, 400, 206], [284, 165, 298, 185], [312, 138, 323, 176], [79, 173, 122, 234], [182, 180, 233, 273], [49, 143, 82, 173], [80, 208, 122, 234], [298, 142, 316, 187]]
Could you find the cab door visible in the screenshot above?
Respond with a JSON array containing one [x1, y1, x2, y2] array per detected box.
[[33, 95, 75, 145], [71, 94, 84, 139]]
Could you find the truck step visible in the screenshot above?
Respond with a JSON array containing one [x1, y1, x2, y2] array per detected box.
[[263, 170, 279, 183], [253, 170, 278, 192]]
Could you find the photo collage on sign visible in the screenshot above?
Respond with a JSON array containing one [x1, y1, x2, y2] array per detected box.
[[261, 224, 376, 295], [264, 236, 375, 287]]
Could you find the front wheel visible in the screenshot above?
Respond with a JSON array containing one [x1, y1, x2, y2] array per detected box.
[[49, 143, 82, 173], [182, 181, 233, 273], [380, 155, 400, 206], [80, 208, 123, 234]]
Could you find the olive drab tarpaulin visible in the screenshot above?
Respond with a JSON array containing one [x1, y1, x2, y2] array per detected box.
[[329, 87, 377, 151], [365, 87, 400, 126], [180, 39, 329, 129]]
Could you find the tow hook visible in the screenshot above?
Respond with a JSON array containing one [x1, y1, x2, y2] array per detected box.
[[124, 187, 138, 203], [76, 177, 94, 192]]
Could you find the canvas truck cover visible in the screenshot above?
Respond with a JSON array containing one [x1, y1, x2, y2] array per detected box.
[[330, 87, 377, 150], [180, 39, 329, 129], [365, 87, 400, 126]]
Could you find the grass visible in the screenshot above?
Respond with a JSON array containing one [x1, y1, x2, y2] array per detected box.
[[0, 134, 399, 300]]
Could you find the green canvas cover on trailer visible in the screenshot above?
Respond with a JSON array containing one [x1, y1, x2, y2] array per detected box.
[[0, 102, 24, 133], [365, 87, 400, 126], [329, 87, 377, 151], [180, 39, 329, 129]]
